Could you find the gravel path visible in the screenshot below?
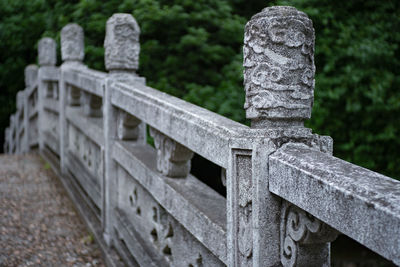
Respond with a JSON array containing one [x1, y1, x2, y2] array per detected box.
[[0, 154, 105, 267]]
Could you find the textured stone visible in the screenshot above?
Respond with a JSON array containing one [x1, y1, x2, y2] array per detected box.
[[38, 37, 57, 66], [149, 127, 194, 178], [270, 143, 400, 265], [244, 6, 315, 128], [61, 23, 84, 62], [82, 92, 102, 117], [104, 13, 140, 72], [24, 65, 38, 88], [117, 110, 141, 140], [280, 201, 338, 267], [5, 8, 400, 267]]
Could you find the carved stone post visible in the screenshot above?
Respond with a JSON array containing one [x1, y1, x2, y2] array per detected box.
[[103, 13, 146, 245], [10, 115, 15, 153], [23, 65, 38, 153], [38, 37, 57, 152], [60, 23, 84, 106], [59, 24, 85, 174], [243, 6, 315, 128], [4, 128, 10, 154], [38, 38, 57, 66], [104, 13, 141, 77], [15, 91, 24, 154], [227, 6, 336, 267], [61, 23, 84, 64]]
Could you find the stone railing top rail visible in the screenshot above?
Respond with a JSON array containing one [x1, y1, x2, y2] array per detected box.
[[270, 143, 400, 264], [110, 79, 251, 168], [63, 67, 107, 98]]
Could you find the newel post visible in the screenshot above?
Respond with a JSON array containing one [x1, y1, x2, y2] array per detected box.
[[59, 24, 85, 173], [227, 6, 337, 267], [103, 13, 146, 245], [23, 65, 38, 152], [38, 37, 57, 152]]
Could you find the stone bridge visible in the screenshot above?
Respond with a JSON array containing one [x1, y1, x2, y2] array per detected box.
[[3, 6, 400, 267]]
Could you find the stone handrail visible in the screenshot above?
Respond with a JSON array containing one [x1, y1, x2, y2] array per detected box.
[[3, 6, 400, 267]]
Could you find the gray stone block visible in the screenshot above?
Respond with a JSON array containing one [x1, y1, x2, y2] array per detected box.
[[38, 37, 57, 66], [104, 13, 140, 72], [61, 23, 84, 63]]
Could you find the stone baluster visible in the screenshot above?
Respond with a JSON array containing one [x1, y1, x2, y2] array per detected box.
[[227, 6, 337, 267], [82, 92, 102, 117], [103, 13, 146, 245], [149, 128, 194, 178], [38, 37, 57, 152]]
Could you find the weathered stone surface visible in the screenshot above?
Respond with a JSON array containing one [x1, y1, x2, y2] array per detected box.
[[280, 202, 338, 267], [6, 8, 400, 267], [244, 6, 315, 128], [117, 110, 141, 140], [149, 127, 194, 178], [61, 23, 84, 62], [24, 65, 38, 88], [110, 80, 248, 169], [104, 13, 140, 72], [113, 143, 227, 264], [270, 143, 400, 265], [38, 37, 57, 66], [82, 92, 102, 117]]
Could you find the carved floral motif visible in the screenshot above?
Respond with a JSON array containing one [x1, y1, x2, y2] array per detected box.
[[280, 202, 338, 267]]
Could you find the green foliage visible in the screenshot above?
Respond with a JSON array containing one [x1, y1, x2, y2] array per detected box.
[[0, 0, 399, 180], [276, 0, 400, 179]]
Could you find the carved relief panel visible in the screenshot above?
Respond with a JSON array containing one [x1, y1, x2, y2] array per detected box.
[[116, 164, 224, 266], [67, 123, 103, 182]]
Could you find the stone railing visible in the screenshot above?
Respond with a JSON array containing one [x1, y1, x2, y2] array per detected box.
[[3, 6, 400, 267]]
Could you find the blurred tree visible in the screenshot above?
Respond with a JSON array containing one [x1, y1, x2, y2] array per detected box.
[[276, 0, 400, 179]]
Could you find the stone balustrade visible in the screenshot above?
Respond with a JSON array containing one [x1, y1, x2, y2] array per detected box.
[[3, 7, 400, 267]]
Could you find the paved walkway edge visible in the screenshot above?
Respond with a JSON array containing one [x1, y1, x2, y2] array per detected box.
[[40, 149, 124, 267]]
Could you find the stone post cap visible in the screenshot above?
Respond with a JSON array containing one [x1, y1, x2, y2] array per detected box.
[[104, 13, 140, 72], [24, 64, 38, 88], [243, 6, 315, 128], [61, 23, 84, 62], [38, 37, 57, 66]]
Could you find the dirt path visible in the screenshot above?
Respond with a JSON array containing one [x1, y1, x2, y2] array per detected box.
[[0, 154, 105, 267]]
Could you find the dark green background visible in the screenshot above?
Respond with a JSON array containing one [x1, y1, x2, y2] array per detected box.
[[1, 0, 399, 180]]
